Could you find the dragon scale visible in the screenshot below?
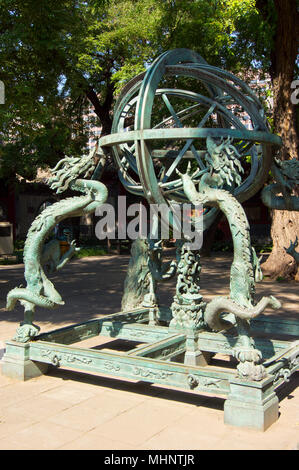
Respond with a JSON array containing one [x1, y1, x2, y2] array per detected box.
[[6, 156, 108, 313], [179, 164, 281, 331]]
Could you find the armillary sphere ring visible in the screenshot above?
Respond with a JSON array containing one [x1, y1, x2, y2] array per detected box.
[[99, 49, 282, 231]]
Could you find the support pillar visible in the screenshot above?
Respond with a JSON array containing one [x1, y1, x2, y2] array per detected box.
[[1, 340, 48, 381], [184, 330, 212, 366], [224, 375, 279, 431]]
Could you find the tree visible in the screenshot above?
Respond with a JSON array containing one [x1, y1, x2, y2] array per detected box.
[[73, 0, 168, 136], [0, 0, 176, 180], [0, 0, 92, 181], [189, 0, 299, 277], [253, 0, 299, 280], [1, 0, 298, 279], [0, 0, 250, 182]]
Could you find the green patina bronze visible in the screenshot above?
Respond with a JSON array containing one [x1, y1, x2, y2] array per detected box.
[[285, 237, 299, 267], [176, 143, 281, 327], [6, 147, 108, 342], [41, 237, 80, 274], [261, 155, 299, 275], [121, 238, 177, 312], [2, 49, 299, 431], [261, 157, 299, 211]]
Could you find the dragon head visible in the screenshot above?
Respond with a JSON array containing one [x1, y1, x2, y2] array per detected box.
[[273, 157, 299, 191], [206, 136, 244, 188], [48, 146, 98, 194]]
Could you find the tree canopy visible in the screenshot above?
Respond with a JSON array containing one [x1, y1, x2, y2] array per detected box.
[[0, 0, 298, 182], [1, 0, 298, 278]]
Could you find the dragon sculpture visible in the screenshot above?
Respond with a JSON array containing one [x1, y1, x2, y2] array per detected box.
[[169, 241, 206, 332], [285, 236, 299, 266], [121, 238, 177, 311], [177, 137, 282, 380], [261, 157, 299, 211], [177, 137, 281, 332], [41, 238, 80, 274], [261, 156, 299, 279], [6, 147, 108, 342]]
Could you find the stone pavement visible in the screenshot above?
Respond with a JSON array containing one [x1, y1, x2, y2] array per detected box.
[[0, 253, 298, 450]]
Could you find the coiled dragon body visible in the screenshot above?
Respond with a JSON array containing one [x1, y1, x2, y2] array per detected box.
[[178, 137, 281, 331], [6, 149, 108, 341]]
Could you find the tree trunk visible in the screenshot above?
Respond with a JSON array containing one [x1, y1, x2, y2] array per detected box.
[[270, 0, 298, 159], [262, 209, 298, 279], [85, 67, 115, 138], [86, 87, 113, 137], [259, 0, 299, 280]]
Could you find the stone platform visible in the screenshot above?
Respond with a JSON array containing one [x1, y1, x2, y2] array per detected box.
[[0, 253, 298, 450]]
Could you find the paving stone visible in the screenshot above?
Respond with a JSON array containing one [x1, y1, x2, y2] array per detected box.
[[88, 399, 195, 447], [0, 421, 83, 450], [0, 255, 298, 450]]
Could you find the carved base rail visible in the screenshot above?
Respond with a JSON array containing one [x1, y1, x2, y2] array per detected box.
[[197, 330, 293, 360], [1, 309, 299, 431], [35, 307, 150, 345]]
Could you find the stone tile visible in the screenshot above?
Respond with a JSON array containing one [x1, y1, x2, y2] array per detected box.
[[171, 403, 226, 438], [0, 374, 16, 388], [47, 404, 110, 433], [144, 410, 298, 450], [90, 399, 192, 447], [214, 438, 263, 450], [0, 378, 63, 408], [221, 416, 299, 450], [140, 396, 198, 414], [0, 256, 298, 450], [152, 387, 224, 410], [59, 433, 134, 450], [216, 434, 290, 450], [0, 421, 83, 450], [0, 408, 37, 441], [41, 381, 98, 405], [47, 388, 157, 435], [143, 425, 221, 450], [4, 395, 71, 422], [80, 389, 148, 412], [47, 390, 143, 433]]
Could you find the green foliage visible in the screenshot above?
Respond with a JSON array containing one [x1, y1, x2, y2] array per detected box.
[[0, 0, 90, 180], [0, 0, 296, 183], [0, 244, 108, 264], [253, 242, 273, 253], [211, 240, 233, 252], [222, 0, 275, 71], [75, 246, 107, 258], [0, 257, 19, 265], [275, 276, 286, 282], [75, 0, 167, 94], [14, 239, 25, 250]]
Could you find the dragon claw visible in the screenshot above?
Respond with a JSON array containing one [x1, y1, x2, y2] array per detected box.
[[269, 295, 281, 309]]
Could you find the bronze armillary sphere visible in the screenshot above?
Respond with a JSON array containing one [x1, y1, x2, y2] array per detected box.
[[99, 49, 281, 230]]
